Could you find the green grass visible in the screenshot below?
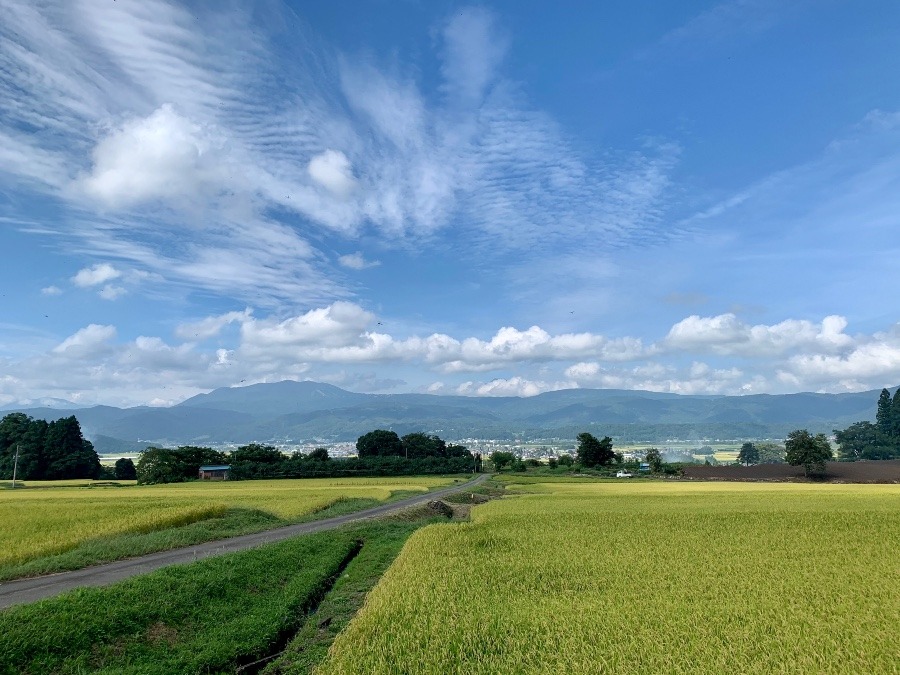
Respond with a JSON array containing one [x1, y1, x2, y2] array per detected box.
[[319, 482, 900, 674], [0, 531, 361, 674], [261, 519, 430, 674], [0, 510, 461, 674]]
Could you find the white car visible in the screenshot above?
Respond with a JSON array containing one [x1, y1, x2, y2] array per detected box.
[[615, 471, 633, 478]]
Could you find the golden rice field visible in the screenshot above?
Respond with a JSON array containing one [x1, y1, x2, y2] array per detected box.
[[320, 481, 900, 674], [0, 476, 453, 568]]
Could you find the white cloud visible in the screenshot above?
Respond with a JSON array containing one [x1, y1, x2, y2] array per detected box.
[[781, 333, 900, 388], [79, 104, 229, 208], [308, 150, 356, 197], [175, 309, 253, 341], [663, 313, 853, 357], [338, 252, 380, 270], [2, 310, 900, 407], [98, 284, 127, 300], [53, 324, 116, 356], [71, 263, 121, 287], [240, 302, 375, 355], [564, 360, 745, 395], [0, 0, 681, 311], [41, 285, 62, 296], [456, 377, 576, 397]]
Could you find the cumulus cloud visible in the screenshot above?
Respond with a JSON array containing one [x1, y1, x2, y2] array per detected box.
[[338, 252, 380, 270], [240, 302, 376, 355], [79, 104, 230, 208], [308, 150, 356, 197], [41, 285, 62, 296], [5, 300, 900, 408], [564, 360, 745, 395], [71, 263, 121, 287], [663, 313, 853, 356], [53, 324, 116, 356]]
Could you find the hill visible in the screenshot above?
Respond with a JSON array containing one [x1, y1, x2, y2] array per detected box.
[[5, 382, 890, 446]]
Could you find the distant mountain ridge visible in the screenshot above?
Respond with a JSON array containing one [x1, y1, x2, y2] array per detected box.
[[5, 381, 891, 447]]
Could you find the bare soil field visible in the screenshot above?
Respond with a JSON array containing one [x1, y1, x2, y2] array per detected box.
[[682, 459, 900, 483]]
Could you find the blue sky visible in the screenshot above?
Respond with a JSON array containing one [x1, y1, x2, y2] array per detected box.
[[1, 0, 900, 407]]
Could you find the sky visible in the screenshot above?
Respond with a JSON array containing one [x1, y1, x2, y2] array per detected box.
[[1, 0, 900, 408]]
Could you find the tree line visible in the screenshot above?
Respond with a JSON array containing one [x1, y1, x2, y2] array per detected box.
[[834, 388, 900, 460], [134, 430, 480, 484], [0, 413, 102, 480]]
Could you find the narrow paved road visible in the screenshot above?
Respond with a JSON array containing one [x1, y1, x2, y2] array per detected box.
[[0, 473, 489, 610]]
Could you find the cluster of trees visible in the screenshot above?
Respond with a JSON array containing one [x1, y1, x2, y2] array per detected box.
[[0, 413, 101, 480], [136, 445, 229, 484], [490, 433, 678, 475], [737, 432, 832, 477], [489, 451, 574, 472], [355, 430, 473, 460], [134, 431, 478, 484], [834, 388, 900, 460]]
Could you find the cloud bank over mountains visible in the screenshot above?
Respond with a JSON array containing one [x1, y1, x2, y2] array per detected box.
[[1, 302, 897, 407]]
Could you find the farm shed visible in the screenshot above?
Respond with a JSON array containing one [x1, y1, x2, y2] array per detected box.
[[198, 465, 231, 480]]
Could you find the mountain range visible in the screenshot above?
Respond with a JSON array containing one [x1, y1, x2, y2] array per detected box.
[[4, 381, 890, 451]]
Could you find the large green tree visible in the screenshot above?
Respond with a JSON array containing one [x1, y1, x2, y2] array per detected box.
[[0, 413, 46, 479], [738, 442, 760, 466], [401, 433, 447, 459], [230, 443, 285, 464], [891, 389, 900, 437], [834, 421, 886, 460], [645, 448, 663, 473], [755, 442, 785, 464], [44, 416, 101, 480], [356, 430, 403, 457], [114, 457, 137, 480], [785, 429, 832, 478], [576, 433, 615, 467], [876, 388, 893, 435], [834, 389, 900, 460], [489, 451, 516, 471]]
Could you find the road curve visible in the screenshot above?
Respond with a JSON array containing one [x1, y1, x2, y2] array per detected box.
[[0, 473, 490, 610]]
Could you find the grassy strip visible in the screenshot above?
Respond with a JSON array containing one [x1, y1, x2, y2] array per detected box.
[[0, 488, 435, 581], [0, 505, 471, 674], [261, 518, 430, 674], [0, 531, 362, 674], [442, 479, 506, 503]]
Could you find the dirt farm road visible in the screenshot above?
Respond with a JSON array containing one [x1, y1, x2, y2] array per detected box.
[[0, 473, 489, 610]]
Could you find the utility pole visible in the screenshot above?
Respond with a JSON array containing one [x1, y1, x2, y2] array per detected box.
[[11, 443, 20, 489]]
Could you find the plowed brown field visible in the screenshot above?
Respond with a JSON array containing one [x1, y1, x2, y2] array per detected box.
[[682, 459, 900, 482]]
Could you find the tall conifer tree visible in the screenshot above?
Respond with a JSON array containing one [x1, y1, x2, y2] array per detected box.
[[876, 388, 893, 435]]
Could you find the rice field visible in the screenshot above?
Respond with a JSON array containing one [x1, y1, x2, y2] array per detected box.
[[319, 481, 900, 674], [0, 477, 453, 568]]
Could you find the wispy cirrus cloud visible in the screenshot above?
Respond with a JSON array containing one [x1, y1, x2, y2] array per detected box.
[[1, 1, 680, 309]]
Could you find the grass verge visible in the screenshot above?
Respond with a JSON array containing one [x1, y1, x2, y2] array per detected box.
[[0, 531, 362, 674], [0, 506, 477, 674], [260, 519, 430, 674]]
